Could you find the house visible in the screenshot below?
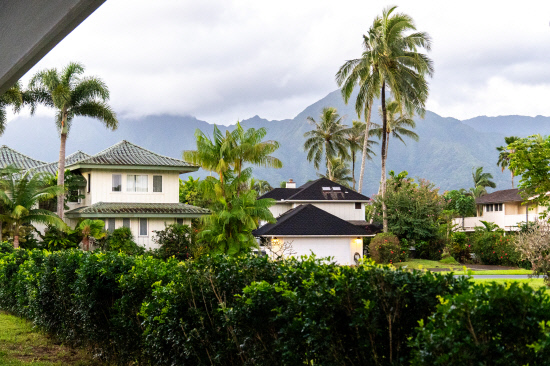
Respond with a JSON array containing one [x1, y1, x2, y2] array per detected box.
[[453, 188, 543, 232], [253, 178, 371, 265], [1, 141, 210, 248]]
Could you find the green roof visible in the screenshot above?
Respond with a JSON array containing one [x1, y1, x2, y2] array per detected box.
[[66, 140, 198, 172], [28, 151, 91, 175], [0, 145, 46, 169], [65, 202, 210, 218]]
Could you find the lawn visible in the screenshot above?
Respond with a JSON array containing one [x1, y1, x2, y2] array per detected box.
[[0, 311, 95, 366], [394, 259, 463, 270], [472, 278, 548, 291]]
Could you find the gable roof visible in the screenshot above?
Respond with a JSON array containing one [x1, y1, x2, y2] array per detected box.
[[0, 145, 46, 170], [259, 177, 369, 202], [476, 188, 523, 204], [253, 204, 368, 236], [66, 140, 198, 172], [29, 151, 91, 175]]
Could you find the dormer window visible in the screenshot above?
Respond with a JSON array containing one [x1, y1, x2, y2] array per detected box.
[[127, 174, 148, 192]]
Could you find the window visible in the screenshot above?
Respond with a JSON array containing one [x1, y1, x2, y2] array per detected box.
[[87, 173, 91, 193], [486, 204, 493, 212], [107, 218, 115, 233], [496, 203, 503, 211], [127, 175, 148, 192], [139, 218, 148, 236], [176, 218, 184, 225], [112, 174, 121, 192], [153, 175, 162, 192], [123, 218, 131, 228], [355, 202, 362, 210]]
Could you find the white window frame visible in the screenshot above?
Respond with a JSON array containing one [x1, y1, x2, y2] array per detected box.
[[127, 174, 148, 193], [139, 218, 148, 236]]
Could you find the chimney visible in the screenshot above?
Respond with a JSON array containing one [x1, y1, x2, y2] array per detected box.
[[286, 179, 296, 188]]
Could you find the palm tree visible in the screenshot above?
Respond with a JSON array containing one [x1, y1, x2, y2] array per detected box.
[[0, 171, 66, 248], [251, 179, 273, 196], [345, 120, 377, 190], [29, 62, 118, 220], [370, 99, 419, 161], [304, 107, 350, 178], [471, 167, 496, 197], [336, 25, 382, 193], [345, 6, 433, 234], [317, 157, 353, 188], [496, 136, 520, 188], [77, 219, 106, 251]]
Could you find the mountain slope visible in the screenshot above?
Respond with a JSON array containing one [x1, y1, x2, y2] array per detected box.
[[0, 90, 544, 195]]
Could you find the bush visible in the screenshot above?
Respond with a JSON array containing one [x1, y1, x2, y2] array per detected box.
[[412, 282, 550, 365], [471, 230, 524, 266], [41, 225, 79, 251], [153, 223, 200, 260], [415, 238, 445, 260], [105, 227, 145, 255], [514, 222, 550, 283], [369, 232, 407, 264], [450, 231, 471, 263]]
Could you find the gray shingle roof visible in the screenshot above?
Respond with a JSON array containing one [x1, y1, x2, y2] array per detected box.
[[476, 189, 524, 204], [65, 202, 210, 218], [0, 145, 46, 169], [30, 151, 91, 175], [66, 140, 197, 170], [253, 204, 368, 236], [259, 177, 370, 202]]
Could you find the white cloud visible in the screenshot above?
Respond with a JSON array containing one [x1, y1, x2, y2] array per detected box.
[[13, 0, 550, 124]]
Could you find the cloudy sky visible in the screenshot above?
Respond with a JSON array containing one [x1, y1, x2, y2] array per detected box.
[[17, 0, 550, 124]]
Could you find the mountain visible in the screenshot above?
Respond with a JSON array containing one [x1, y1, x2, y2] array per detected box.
[[1, 90, 546, 196]]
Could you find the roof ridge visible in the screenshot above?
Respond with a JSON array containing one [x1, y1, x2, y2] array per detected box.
[[85, 140, 187, 163], [0, 145, 46, 164]]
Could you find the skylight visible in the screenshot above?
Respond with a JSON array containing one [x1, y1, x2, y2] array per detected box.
[[332, 187, 341, 191], [322, 187, 331, 191]]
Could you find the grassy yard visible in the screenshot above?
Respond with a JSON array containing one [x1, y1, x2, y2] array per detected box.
[[394, 259, 463, 270], [0, 312, 95, 366], [472, 278, 548, 291]]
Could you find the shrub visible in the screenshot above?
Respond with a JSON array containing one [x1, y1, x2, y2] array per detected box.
[[369, 232, 407, 264], [105, 227, 145, 255], [41, 225, 79, 251], [514, 222, 550, 284], [412, 282, 550, 365], [153, 223, 200, 260], [415, 238, 445, 260], [450, 231, 471, 263], [471, 230, 523, 266]]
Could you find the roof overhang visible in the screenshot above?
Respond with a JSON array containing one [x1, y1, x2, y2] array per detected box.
[[67, 164, 199, 173], [66, 212, 208, 219], [276, 200, 370, 203], [0, 0, 105, 94]]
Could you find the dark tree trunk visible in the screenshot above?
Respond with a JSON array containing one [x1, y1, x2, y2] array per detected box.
[[380, 82, 388, 233]]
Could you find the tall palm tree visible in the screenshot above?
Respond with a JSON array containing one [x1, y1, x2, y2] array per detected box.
[[370, 99, 419, 160], [336, 25, 382, 193], [471, 167, 496, 197], [29, 62, 118, 220], [348, 6, 433, 234], [304, 107, 350, 178], [317, 157, 353, 188], [496, 136, 520, 188], [0, 171, 66, 248], [345, 120, 377, 190]]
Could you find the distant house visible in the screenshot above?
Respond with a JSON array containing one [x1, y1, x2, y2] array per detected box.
[[253, 178, 372, 265], [1, 141, 210, 248], [453, 188, 543, 232]]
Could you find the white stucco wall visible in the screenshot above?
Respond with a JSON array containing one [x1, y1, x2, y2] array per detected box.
[[81, 169, 180, 205], [269, 236, 363, 265], [105, 217, 192, 249], [291, 202, 365, 221], [269, 203, 292, 218]]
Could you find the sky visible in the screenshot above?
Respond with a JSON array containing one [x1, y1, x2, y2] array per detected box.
[[13, 0, 550, 124]]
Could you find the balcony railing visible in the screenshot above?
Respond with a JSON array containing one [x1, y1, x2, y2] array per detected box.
[[453, 214, 534, 231]]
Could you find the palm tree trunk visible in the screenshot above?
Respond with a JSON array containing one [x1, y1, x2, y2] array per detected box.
[[511, 172, 514, 188], [357, 102, 372, 193], [13, 235, 19, 248], [326, 141, 332, 179], [352, 151, 356, 190], [380, 83, 388, 233], [57, 110, 68, 220], [0, 221, 3, 242], [82, 236, 89, 251]]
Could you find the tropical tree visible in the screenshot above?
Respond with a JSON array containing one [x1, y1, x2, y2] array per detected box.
[[303, 107, 350, 178], [317, 157, 353, 188], [370, 99, 418, 161], [0, 171, 66, 248], [496, 136, 520, 188], [251, 179, 273, 196], [336, 24, 381, 193], [77, 219, 106, 251], [471, 167, 496, 197], [345, 120, 377, 190], [29, 62, 118, 219]]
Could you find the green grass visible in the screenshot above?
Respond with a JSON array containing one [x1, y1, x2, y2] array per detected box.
[[0, 311, 96, 365], [472, 278, 548, 291], [394, 259, 463, 270], [457, 269, 532, 275]]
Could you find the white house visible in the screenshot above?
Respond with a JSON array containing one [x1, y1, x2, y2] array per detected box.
[[453, 188, 543, 232], [5, 141, 210, 249], [253, 178, 372, 265]]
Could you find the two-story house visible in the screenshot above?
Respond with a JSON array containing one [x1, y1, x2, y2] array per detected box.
[[453, 188, 544, 232], [253, 177, 371, 265]]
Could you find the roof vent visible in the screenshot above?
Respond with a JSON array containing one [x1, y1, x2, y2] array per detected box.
[[286, 179, 296, 189]]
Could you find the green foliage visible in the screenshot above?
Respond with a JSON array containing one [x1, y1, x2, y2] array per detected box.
[[316, 156, 353, 187], [153, 223, 200, 260], [369, 232, 407, 264], [41, 225, 79, 251], [445, 189, 476, 218], [471, 166, 496, 197], [412, 283, 550, 365], [105, 227, 144, 255], [372, 172, 447, 243], [470, 229, 524, 266], [41, 170, 87, 210], [77, 219, 106, 251], [450, 231, 471, 263], [179, 176, 210, 207]]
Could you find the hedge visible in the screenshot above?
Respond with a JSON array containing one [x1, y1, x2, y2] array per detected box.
[[1, 247, 550, 365]]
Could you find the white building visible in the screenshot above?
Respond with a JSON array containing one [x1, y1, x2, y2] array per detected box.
[[253, 178, 372, 265], [7, 141, 210, 249], [453, 188, 542, 232]]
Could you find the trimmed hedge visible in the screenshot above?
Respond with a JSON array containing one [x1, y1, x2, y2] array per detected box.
[[0, 247, 549, 364]]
